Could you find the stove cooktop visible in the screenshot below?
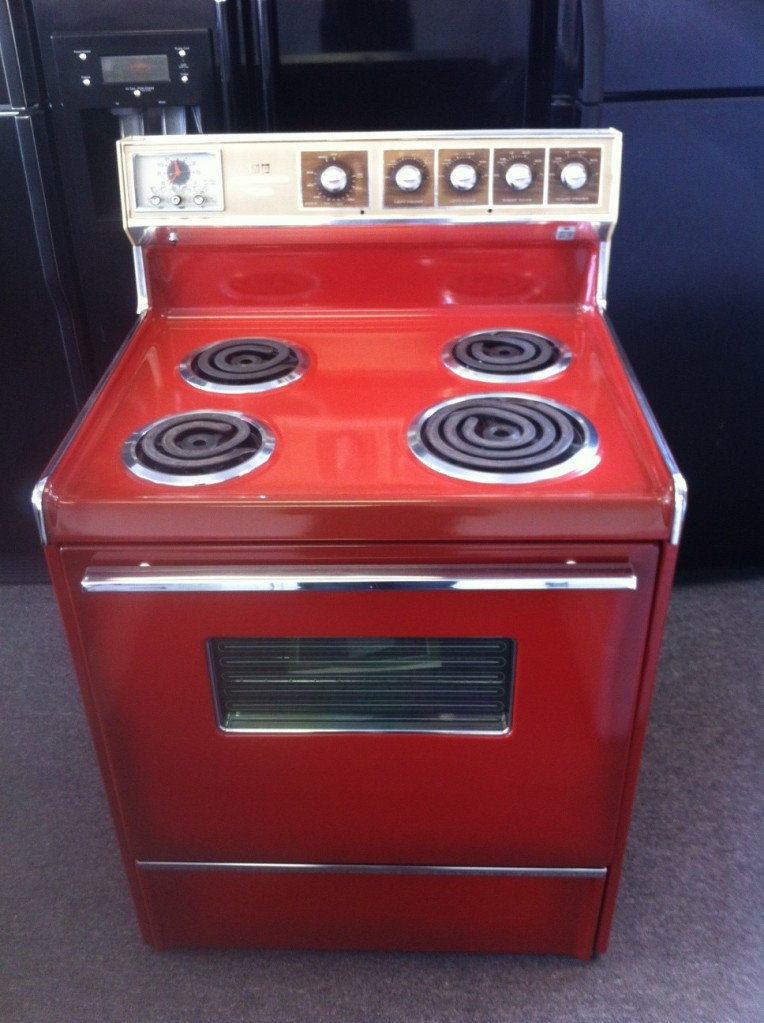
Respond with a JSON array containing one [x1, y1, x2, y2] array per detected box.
[[40, 305, 675, 545], [35, 129, 678, 547], [129, 329, 587, 487]]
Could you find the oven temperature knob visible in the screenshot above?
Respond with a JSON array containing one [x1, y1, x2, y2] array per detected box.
[[448, 161, 479, 192], [504, 161, 534, 191], [318, 162, 350, 196], [393, 161, 424, 192], [559, 160, 589, 191]]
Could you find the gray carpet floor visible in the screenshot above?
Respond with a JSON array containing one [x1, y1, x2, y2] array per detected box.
[[1, 573, 762, 1022]]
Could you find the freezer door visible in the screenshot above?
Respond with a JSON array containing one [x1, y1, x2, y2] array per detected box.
[[257, 0, 536, 131], [603, 0, 764, 94], [0, 0, 41, 107], [604, 96, 764, 568], [0, 114, 82, 566]]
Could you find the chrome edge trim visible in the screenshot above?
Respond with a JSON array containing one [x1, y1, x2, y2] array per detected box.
[[604, 313, 688, 545], [81, 565, 637, 593], [670, 472, 689, 547], [30, 479, 48, 546], [31, 312, 149, 545], [214, 723, 511, 737], [136, 860, 607, 880], [129, 217, 613, 238], [596, 238, 611, 309], [132, 246, 148, 314]]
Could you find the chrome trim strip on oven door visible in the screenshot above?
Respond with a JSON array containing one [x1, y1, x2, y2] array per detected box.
[[604, 312, 688, 545], [136, 860, 607, 880], [81, 565, 638, 593]]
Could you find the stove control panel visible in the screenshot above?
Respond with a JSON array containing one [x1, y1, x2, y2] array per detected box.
[[119, 130, 621, 231]]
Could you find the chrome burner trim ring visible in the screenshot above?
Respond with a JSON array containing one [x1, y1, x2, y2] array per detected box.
[[122, 411, 276, 487], [408, 393, 599, 484], [441, 329, 572, 383], [180, 337, 309, 394]]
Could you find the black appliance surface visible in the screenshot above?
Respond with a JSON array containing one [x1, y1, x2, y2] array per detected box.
[[0, 0, 85, 576], [597, 2, 764, 568], [602, 0, 764, 95]]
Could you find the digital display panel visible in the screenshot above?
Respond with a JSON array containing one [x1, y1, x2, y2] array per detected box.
[[101, 54, 170, 84]]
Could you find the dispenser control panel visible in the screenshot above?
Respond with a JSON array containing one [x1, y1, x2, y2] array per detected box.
[[52, 30, 214, 108]]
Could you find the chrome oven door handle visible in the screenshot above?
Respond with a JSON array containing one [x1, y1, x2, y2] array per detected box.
[[81, 565, 637, 592]]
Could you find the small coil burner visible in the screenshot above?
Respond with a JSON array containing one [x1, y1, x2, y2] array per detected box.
[[180, 337, 308, 393], [443, 329, 571, 382], [408, 394, 598, 483], [123, 412, 275, 486]]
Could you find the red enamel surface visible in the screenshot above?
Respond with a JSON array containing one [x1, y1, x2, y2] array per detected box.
[[40, 223, 679, 956], [41, 230, 673, 545]]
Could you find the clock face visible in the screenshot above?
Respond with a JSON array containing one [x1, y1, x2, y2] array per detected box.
[[131, 150, 224, 211]]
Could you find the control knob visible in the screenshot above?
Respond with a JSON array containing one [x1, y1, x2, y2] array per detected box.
[[504, 161, 533, 191], [559, 160, 589, 191], [318, 162, 350, 196], [448, 161, 479, 192], [393, 162, 424, 193]]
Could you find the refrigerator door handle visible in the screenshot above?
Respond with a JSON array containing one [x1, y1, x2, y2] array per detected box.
[[15, 114, 90, 406], [213, 0, 236, 130], [578, 0, 605, 110], [251, 0, 278, 130]]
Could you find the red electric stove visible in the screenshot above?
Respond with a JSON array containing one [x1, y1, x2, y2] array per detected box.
[[34, 130, 686, 958]]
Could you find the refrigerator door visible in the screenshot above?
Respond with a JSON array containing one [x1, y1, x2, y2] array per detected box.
[[1, 0, 41, 108], [603, 96, 764, 568], [259, 0, 536, 130], [0, 112, 84, 572], [602, 0, 764, 94]]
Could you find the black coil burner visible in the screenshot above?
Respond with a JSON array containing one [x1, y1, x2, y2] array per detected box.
[[408, 395, 598, 483], [443, 330, 570, 382], [123, 412, 275, 486], [180, 338, 308, 392]]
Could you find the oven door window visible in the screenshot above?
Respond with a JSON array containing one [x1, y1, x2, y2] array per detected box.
[[208, 637, 514, 734]]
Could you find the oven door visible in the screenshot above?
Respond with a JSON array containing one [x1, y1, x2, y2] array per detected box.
[[58, 543, 659, 871]]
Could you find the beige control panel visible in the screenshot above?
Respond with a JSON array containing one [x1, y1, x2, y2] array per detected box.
[[119, 130, 621, 230]]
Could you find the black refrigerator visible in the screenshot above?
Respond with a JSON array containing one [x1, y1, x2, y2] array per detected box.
[[595, 0, 764, 569], [0, 0, 87, 578]]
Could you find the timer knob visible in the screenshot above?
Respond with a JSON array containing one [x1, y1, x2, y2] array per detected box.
[[560, 160, 588, 191], [318, 163, 350, 196], [448, 161, 479, 192], [504, 161, 533, 191], [393, 162, 424, 192]]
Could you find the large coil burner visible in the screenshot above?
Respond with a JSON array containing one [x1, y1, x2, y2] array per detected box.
[[409, 394, 598, 483], [443, 329, 571, 382], [123, 411, 275, 486], [180, 337, 308, 393]]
